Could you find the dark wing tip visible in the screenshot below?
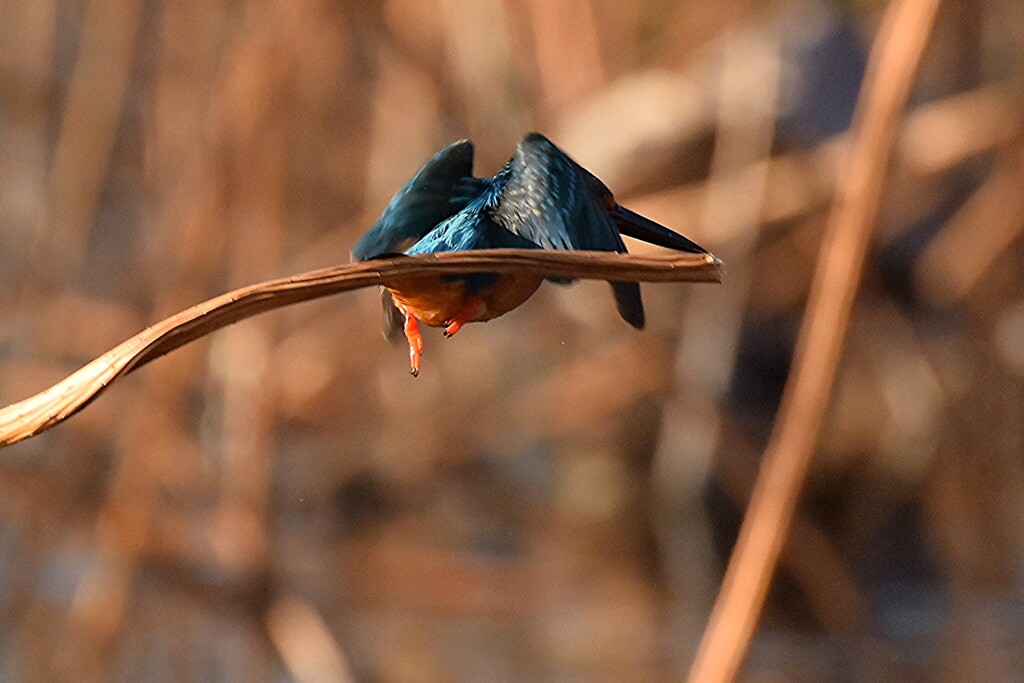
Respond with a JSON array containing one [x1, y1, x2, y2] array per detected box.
[[422, 138, 475, 181], [520, 131, 549, 143], [442, 138, 475, 166], [517, 131, 559, 154]]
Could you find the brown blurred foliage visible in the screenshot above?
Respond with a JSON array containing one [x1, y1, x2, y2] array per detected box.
[[1, 0, 1023, 681]]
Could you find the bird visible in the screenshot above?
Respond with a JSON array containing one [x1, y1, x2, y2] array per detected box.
[[352, 132, 708, 376]]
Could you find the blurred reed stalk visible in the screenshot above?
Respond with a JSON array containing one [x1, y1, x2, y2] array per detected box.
[[687, 0, 944, 681]]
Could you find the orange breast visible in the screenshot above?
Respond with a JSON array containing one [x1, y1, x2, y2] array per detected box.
[[476, 273, 544, 322], [387, 273, 544, 328], [387, 275, 467, 327]]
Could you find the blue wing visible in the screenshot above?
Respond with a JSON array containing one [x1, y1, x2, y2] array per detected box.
[[495, 133, 708, 254], [406, 190, 541, 292], [490, 132, 646, 328], [352, 140, 486, 260], [406, 186, 539, 254], [493, 133, 625, 251], [362, 133, 707, 332]]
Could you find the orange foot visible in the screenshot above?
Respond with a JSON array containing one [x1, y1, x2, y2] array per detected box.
[[403, 313, 424, 377], [444, 297, 483, 338]]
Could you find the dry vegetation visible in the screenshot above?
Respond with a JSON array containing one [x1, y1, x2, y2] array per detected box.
[[1, 0, 1023, 681]]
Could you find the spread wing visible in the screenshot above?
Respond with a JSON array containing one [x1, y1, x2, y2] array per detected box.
[[494, 133, 626, 252], [491, 133, 645, 328], [352, 139, 484, 260]]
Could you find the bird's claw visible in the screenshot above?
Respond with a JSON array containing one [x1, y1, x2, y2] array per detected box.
[[443, 320, 464, 338], [444, 298, 480, 338]]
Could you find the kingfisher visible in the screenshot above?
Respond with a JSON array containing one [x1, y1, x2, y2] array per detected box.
[[352, 132, 708, 376]]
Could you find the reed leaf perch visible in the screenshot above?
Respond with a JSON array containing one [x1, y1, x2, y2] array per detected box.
[[0, 249, 720, 448]]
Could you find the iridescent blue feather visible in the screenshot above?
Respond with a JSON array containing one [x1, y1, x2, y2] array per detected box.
[[353, 132, 709, 330]]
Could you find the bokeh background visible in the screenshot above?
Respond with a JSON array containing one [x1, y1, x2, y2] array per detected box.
[[2, 0, 1024, 680]]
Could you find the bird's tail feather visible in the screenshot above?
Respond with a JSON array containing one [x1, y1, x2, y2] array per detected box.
[[611, 281, 645, 329], [381, 288, 406, 342]]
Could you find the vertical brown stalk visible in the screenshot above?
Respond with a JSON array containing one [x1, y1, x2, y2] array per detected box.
[[687, 0, 943, 681]]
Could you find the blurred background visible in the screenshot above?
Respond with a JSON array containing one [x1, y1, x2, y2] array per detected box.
[[1, 0, 1023, 680]]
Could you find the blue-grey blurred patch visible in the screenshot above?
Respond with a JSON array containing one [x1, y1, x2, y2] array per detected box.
[[776, 3, 868, 146]]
